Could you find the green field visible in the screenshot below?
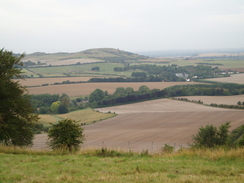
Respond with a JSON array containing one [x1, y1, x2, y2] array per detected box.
[[38, 109, 117, 126], [0, 147, 243, 182], [24, 63, 133, 78]]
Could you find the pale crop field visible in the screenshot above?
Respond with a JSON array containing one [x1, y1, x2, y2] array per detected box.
[[27, 82, 201, 96], [178, 95, 244, 105], [34, 99, 244, 152], [206, 73, 244, 84]]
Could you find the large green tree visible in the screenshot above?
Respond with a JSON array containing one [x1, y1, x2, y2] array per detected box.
[[0, 49, 39, 146]]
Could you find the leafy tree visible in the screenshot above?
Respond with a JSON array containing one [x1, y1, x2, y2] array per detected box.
[[61, 96, 70, 106], [138, 85, 150, 94], [191, 122, 231, 148], [60, 93, 70, 106], [47, 119, 85, 151], [0, 49, 39, 146], [51, 101, 61, 113], [125, 87, 134, 94], [113, 87, 126, 96], [89, 89, 105, 103]]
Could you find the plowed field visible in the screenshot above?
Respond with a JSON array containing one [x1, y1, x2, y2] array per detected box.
[[28, 82, 200, 96], [33, 99, 244, 152]]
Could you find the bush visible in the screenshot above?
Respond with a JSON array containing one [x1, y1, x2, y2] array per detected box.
[[191, 122, 231, 148], [47, 119, 85, 152], [162, 144, 174, 154]]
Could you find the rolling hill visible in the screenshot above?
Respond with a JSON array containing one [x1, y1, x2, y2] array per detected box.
[[22, 48, 149, 66]]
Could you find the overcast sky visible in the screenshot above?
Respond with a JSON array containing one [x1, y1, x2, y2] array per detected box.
[[1, 0, 244, 54]]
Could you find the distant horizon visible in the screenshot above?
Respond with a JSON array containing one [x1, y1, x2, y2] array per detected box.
[[10, 47, 244, 55]]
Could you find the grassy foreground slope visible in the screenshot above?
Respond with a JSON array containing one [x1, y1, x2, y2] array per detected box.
[[0, 147, 243, 183]]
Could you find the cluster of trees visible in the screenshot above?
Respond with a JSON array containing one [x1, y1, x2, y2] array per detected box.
[[30, 93, 88, 114], [88, 86, 167, 107], [192, 122, 244, 148]]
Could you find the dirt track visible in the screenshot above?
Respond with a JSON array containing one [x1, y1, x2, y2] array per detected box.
[[33, 99, 244, 152]]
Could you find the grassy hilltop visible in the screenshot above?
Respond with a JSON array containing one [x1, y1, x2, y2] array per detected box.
[[22, 48, 149, 65]]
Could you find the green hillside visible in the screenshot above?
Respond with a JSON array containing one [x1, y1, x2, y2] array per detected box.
[[22, 48, 149, 65]]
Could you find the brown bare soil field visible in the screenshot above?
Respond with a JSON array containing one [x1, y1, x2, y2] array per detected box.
[[16, 77, 93, 86], [33, 99, 244, 152], [206, 73, 244, 84], [179, 95, 244, 105], [28, 82, 200, 96]]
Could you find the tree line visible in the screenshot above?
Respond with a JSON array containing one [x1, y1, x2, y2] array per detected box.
[[87, 83, 244, 108]]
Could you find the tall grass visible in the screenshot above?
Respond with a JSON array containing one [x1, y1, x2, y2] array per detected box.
[[1, 145, 243, 160], [1, 145, 243, 182]]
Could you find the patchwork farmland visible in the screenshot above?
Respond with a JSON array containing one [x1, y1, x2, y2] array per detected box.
[[33, 99, 244, 152]]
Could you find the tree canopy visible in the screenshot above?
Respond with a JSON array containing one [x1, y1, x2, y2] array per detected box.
[[0, 49, 39, 146]]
